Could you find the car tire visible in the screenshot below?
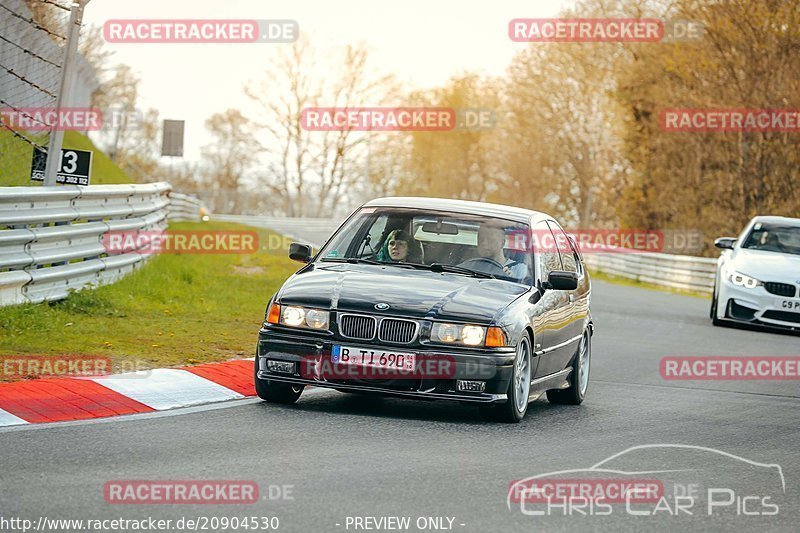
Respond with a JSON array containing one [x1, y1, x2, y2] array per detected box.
[[710, 279, 724, 326], [254, 359, 304, 404], [547, 329, 591, 405], [481, 334, 532, 423]]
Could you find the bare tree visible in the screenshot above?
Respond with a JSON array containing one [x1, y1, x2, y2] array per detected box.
[[201, 109, 259, 192], [92, 65, 140, 163], [79, 25, 115, 109], [246, 37, 395, 216], [503, 17, 630, 227]]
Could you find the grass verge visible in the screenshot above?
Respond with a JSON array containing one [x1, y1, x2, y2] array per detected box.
[[0, 221, 299, 380], [0, 130, 134, 186], [589, 268, 712, 299]]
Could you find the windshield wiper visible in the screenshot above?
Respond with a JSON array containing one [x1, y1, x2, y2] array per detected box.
[[320, 257, 415, 268], [411, 262, 495, 279], [319, 258, 493, 277], [320, 257, 382, 265]]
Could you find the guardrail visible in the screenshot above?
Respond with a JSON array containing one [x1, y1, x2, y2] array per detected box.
[[0, 183, 208, 307], [211, 214, 341, 248], [210, 214, 719, 294], [169, 192, 208, 222], [582, 249, 717, 294]]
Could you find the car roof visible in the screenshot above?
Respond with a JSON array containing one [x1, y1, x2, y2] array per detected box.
[[362, 196, 552, 224], [749, 215, 800, 227]]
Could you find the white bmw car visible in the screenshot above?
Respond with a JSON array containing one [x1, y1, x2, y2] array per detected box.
[[711, 216, 800, 331]]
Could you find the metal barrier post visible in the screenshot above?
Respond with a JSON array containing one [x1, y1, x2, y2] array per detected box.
[[43, 0, 90, 186]]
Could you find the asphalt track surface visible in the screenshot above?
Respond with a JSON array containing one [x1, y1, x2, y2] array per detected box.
[[1, 280, 799, 533]]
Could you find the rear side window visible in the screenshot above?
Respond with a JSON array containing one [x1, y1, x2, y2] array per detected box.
[[534, 221, 563, 281], [567, 235, 584, 277], [547, 222, 578, 274]]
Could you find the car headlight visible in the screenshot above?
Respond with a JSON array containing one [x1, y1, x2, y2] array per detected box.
[[430, 323, 509, 347], [266, 304, 330, 330], [729, 271, 762, 289], [435, 323, 460, 342], [461, 326, 485, 346]]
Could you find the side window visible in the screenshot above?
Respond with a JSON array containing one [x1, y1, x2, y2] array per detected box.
[[567, 235, 584, 277], [534, 220, 563, 282], [324, 213, 387, 258], [366, 215, 389, 254], [323, 214, 370, 258], [548, 222, 578, 274]]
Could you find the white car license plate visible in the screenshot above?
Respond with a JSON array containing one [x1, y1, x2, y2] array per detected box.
[[776, 298, 800, 311], [332, 345, 416, 372]]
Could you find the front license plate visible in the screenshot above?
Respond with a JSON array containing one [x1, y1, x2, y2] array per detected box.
[[332, 345, 416, 372], [776, 298, 800, 311]]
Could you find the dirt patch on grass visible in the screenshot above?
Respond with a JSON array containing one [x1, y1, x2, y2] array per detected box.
[[232, 265, 266, 276]]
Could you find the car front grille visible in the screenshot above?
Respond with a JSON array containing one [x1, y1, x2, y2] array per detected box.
[[339, 314, 377, 340], [378, 318, 418, 344], [337, 314, 419, 344], [762, 310, 800, 324], [764, 282, 797, 297]]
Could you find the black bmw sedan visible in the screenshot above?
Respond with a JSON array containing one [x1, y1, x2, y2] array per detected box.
[[255, 197, 593, 422]]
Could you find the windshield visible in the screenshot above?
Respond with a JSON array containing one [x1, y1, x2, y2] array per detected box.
[[741, 222, 800, 256], [318, 208, 532, 284]]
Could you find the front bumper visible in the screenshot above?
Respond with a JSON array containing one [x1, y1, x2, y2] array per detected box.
[[256, 327, 516, 403], [718, 280, 800, 330]]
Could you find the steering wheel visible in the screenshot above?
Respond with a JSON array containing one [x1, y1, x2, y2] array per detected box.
[[460, 257, 507, 275]]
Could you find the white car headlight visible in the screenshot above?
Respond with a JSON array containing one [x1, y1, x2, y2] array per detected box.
[[730, 271, 762, 289], [461, 326, 486, 346], [273, 305, 330, 330], [282, 306, 306, 326], [431, 323, 487, 346]]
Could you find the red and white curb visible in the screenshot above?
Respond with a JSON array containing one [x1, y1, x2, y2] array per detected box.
[[0, 359, 255, 427]]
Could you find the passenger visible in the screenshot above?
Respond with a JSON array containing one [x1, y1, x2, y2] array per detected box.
[[460, 226, 528, 279], [376, 229, 421, 263]]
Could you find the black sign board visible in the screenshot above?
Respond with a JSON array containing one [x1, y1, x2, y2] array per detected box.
[[30, 147, 93, 186], [161, 119, 185, 157]]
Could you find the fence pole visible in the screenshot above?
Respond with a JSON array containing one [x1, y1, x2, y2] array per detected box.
[[43, 0, 89, 186]]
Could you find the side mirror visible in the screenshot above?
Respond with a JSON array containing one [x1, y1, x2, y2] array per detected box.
[[714, 237, 736, 250], [545, 270, 578, 291], [288, 242, 313, 263]]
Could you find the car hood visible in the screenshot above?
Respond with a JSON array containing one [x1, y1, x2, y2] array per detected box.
[[728, 249, 800, 283], [277, 263, 529, 323]]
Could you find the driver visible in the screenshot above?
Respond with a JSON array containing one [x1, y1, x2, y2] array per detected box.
[[460, 225, 527, 278], [763, 232, 787, 252]]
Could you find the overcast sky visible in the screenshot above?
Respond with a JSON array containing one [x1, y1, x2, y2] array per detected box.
[[84, 0, 574, 162]]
